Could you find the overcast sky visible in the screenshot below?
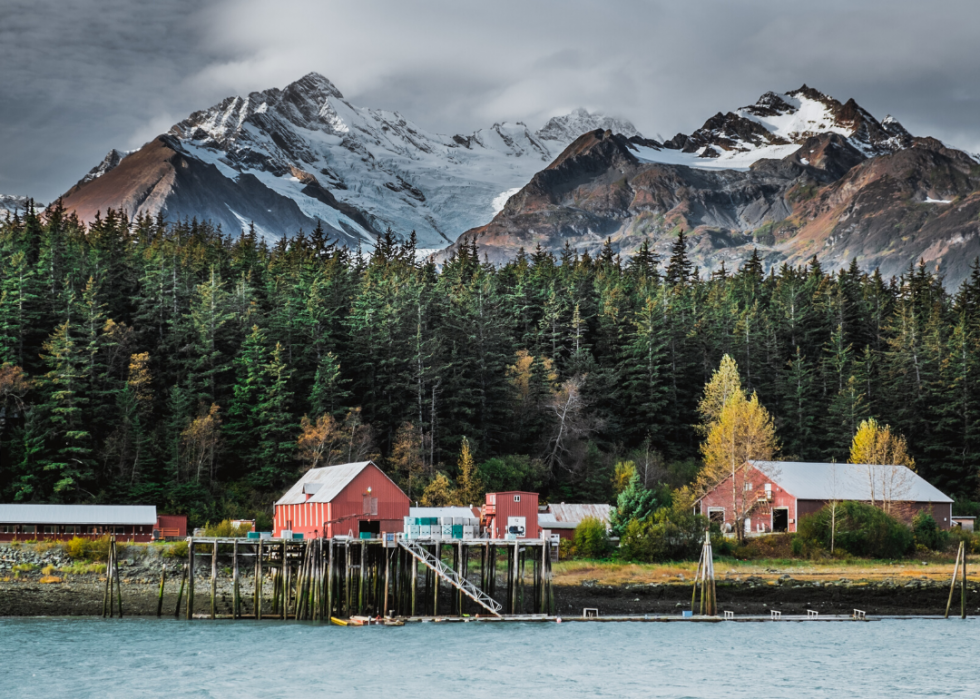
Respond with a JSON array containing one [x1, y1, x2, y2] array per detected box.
[[3, 0, 979, 202]]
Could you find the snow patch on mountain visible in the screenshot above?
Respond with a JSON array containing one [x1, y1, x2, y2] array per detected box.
[[161, 73, 622, 248], [492, 188, 521, 214], [737, 93, 850, 143], [631, 142, 801, 171]]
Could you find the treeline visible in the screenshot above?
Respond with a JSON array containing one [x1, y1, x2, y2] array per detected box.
[[1, 204, 979, 523]]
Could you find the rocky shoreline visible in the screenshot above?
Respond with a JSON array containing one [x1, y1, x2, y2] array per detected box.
[[2, 544, 975, 618]]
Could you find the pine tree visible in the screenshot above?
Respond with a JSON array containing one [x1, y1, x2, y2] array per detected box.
[[664, 231, 693, 287], [253, 342, 295, 489], [39, 322, 94, 497], [608, 471, 659, 536]]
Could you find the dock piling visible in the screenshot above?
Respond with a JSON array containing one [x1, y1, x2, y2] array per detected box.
[[157, 568, 166, 617], [186, 537, 195, 620]]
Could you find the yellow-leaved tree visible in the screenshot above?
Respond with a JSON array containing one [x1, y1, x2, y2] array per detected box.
[[612, 460, 637, 495], [455, 437, 484, 507], [849, 418, 914, 468], [696, 355, 779, 539], [421, 473, 455, 507], [849, 417, 915, 511]]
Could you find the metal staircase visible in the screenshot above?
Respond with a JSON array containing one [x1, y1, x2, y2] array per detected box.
[[398, 540, 502, 617]]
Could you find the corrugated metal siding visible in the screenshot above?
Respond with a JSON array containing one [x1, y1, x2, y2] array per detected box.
[[276, 462, 374, 505], [0, 504, 157, 525], [547, 504, 612, 525]]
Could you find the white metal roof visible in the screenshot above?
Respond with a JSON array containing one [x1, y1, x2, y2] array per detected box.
[[0, 504, 157, 525], [410, 507, 479, 520], [749, 461, 953, 503], [276, 462, 385, 506], [538, 513, 577, 529], [546, 503, 612, 524]]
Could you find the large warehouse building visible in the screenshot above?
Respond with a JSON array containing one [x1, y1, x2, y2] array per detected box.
[[274, 461, 409, 539]]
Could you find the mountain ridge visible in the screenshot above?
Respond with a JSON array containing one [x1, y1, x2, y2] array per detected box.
[[57, 72, 638, 248], [445, 86, 980, 288]]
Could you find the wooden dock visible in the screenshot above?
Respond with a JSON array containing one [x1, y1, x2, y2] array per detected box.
[[179, 536, 555, 621]]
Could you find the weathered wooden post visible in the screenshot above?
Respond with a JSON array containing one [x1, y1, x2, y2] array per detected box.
[[962, 541, 967, 620], [210, 541, 218, 620], [489, 544, 496, 600], [359, 541, 366, 615], [232, 539, 240, 619], [540, 542, 548, 614], [945, 541, 964, 619], [456, 543, 466, 616], [174, 563, 187, 618], [383, 547, 391, 617], [157, 568, 167, 617], [283, 541, 290, 620], [113, 538, 123, 618], [410, 547, 417, 616], [186, 537, 195, 620], [327, 539, 334, 619], [511, 543, 519, 615], [432, 541, 440, 615], [255, 539, 263, 620], [102, 541, 111, 618]]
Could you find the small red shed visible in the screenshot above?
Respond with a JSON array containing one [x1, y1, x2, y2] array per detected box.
[[482, 491, 539, 539], [274, 461, 409, 539], [155, 514, 187, 539]]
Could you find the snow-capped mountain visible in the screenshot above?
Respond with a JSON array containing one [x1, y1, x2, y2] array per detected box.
[[537, 108, 641, 144], [0, 194, 36, 217], [448, 85, 980, 288], [59, 73, 639, 248], [632, 85, 915, 171]]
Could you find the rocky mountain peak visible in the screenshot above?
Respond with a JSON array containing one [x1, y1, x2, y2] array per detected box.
[[286, 72, 345, 101], [536, 109, 641, 144], [78, 149, 127, 186]]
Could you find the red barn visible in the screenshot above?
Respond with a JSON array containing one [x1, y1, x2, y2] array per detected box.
[[274, 461, 409, 539], [482, 491, 539, 539], [697, 460, 954, 535]]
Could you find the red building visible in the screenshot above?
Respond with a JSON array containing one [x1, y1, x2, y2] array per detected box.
[[482, 491, 539, 539], [696, 460, 954, 535], [274, 461, 409, 539], [155, 514, 188, 539], [0, 504, 159, 542]]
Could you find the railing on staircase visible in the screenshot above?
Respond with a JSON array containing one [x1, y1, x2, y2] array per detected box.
[[398, 540, 502, 617]]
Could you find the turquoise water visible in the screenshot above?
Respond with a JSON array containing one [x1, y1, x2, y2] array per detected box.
[[0, 617, 976, 697]]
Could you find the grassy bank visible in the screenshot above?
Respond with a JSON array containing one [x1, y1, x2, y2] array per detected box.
[[553, 556, 978, 586]]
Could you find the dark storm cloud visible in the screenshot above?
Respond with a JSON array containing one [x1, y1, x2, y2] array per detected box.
[[3, 0, 979, 202]]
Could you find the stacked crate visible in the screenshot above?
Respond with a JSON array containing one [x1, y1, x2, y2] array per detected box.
[[405, 515, 482, 539]]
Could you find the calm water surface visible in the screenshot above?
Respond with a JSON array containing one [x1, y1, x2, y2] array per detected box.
[[1, 617, 976, 698]]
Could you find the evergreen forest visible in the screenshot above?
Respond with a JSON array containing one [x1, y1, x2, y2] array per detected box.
[[2, 204, 979, 525]]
